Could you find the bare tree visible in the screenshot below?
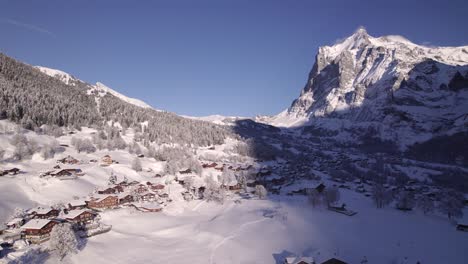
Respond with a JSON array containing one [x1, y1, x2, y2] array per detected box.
[[255, 185, 268, 199], [307, 188, 322, 208], [131, 157, 142, 172], [438, 192, 464, 220], [417, 195, 435, 215], [324, 186, 341, 207], [372, 184, 393, 209]]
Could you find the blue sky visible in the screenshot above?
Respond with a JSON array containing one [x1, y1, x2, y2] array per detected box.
[[1, 0, 467, 116]]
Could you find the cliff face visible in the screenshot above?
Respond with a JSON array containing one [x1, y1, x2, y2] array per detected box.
[[270, 29, 468, 148]]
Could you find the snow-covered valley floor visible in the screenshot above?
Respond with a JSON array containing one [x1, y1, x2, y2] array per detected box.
[[70, 192, 468, 264]]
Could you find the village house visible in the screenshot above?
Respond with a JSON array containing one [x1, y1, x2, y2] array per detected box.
[[284, 256, 314, 264], [140, 192, 157, 202], [98, 187, 118, 195], [87, 195, 119, 210], [68, 200, 87, 210], [50, 168, 84, 178], [150, 184, 165, 192], [100, 155, 114, 166], [118, 194, 134, 204], [21, 219, 57, 244], [57, 155, 79, 164], [6, 218, 25, 229], [31, 208, 60, 219], [134, 184, 149, 194], [64, 210, 96, 229]]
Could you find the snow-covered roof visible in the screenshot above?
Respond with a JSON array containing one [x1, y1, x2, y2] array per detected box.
[[285, 256, 314, 264], [6, 218, 23, 226], [30, 207, 55, 215], [68, 199, 87, 206], [21, 219, 52, 230], [65, 210, 90, 219]]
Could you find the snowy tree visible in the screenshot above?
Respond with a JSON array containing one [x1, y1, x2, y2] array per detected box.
[[372, 184, 393, 209], [307, 188, 322, 208], [49, 223, 78, 260], [0, 147, 4, 161], [131, 157, 143, 172], [204, 177, 226, 204], [324, 186, 341, 207], [417, 195, 435, 215], [255, 185, 268, 199], [108, 172, 117, 185], [438, 192, 464, 220], [72, 137, 96, 153], [41, 144, 56, 160]]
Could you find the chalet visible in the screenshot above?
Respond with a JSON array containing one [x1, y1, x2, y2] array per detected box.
[[118, 194, 134, 204], [315, 183, 326, 193], [140, 192, 156, 202], [57, 155, 79, 164], [87, 195, 119, 210], [202, 162, 217, 169], [179, 168, 192, 174], [114, 185, 124, 193], [128, 180, 140, 186], [151, 184, 165, 191], [98, 187, 116, 195], [284, 256, 314, 264], [134, 184, 149, 194], [321, 258, 348, 264], [457, 224, 468, 232], [64, 210, 96, 227], [68, 200, 87, 210], [32, 208, 60, 219], [101, 155, 113, 166], [21, 219, 57, 244], [6, 218, 25, 229], [51, 169, 84, 178], [4, 168, 20, 175]]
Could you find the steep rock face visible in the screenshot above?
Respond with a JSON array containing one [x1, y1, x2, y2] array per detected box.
[[270, 28, 468, 148]]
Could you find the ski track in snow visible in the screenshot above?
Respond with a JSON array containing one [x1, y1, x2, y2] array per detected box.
[[209, 217, 270, 264]]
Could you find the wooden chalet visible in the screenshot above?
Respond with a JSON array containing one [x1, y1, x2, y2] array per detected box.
[[457, 223, 468, 232], [134, 184, 149, 194], [202, 162, 217, 169], [64, 210, 96, 227], [68, 200, 87, 210], [140, 192, 156, 202], [101, 155, 113, 166], [151, 184, 165, 191], [98, 187, 118, 195], [51, 168, 84, 178], [321, 258, 348, 264], [5, 168, 20, 175], [87, 195, 119, 210], [118, 194, 134, 204], [6, 218, 25, 229], [57, 155, 79, 164], [21, 219, 57, 244], [179, 168, 192, 174], [32, 208, 60, 219]]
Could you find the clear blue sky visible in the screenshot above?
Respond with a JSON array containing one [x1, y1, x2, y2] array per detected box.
[[1, 0, 467, 116]]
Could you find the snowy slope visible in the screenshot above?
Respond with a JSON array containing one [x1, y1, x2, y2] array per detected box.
[[35, 66, 153, 109], [35, 66, 80, 86]]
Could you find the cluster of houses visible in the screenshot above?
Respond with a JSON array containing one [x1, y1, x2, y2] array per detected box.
[[0, 168, 20, 177], [0, 179, 169, 247]]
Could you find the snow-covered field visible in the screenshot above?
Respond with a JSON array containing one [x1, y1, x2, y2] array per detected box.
[[69, 192, 468, 264]]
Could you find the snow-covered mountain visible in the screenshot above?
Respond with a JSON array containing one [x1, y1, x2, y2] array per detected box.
[[266, 28, 468, 147], [35, 66, 153, 109]]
